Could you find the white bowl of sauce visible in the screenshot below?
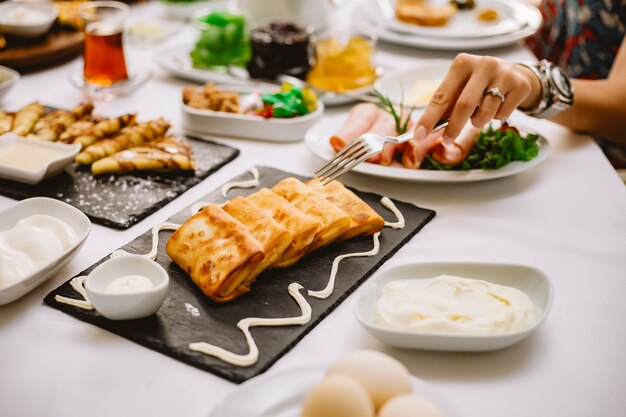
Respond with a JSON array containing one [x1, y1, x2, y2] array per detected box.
[[355, 262, 553, 352], [0, 2, 58, 38], [0, 197, 91, 305], [0, 133, 80, 184], [85, 255, 169, 320]]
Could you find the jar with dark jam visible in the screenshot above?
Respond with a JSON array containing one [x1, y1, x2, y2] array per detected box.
[[247, 22, 313, 80]]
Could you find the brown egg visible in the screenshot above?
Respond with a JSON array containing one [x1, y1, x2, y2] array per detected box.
[[327, 350, 413, 410], [378, 394, 446, 417], [300, 374, 375, 417]]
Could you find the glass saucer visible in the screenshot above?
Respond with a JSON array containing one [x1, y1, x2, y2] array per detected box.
[[69, 69, 152, 101]]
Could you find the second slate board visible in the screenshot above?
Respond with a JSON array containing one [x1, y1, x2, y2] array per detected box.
[[44, 166, 435, 383]]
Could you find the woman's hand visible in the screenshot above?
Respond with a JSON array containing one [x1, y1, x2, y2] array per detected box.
[[408, 53, 542, 166]]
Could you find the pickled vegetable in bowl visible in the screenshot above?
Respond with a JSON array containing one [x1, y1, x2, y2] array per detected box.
[[190, 11, 251, 69], [307, 36, 377, 92]]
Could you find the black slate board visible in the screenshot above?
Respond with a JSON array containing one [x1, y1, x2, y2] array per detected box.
[[0, 136, 239, 229], [44, 166, 435, 383]]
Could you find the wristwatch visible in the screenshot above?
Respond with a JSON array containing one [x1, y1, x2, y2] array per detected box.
[[518, 60, 574, 118]]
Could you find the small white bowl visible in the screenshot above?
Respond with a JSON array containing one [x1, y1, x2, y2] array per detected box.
[[0, 2, 58, 39], [355, 262, 553, 352], [0, 133, 81, 184], [0, 197, 91, 305], [0, 65, 20, 100], [181, 86, 324, 142], [85, 255, 169, 320]]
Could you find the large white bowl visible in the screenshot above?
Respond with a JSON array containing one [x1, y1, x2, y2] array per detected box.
[[85, 254, 169, 320], [0, 66, 20, 100], [0, 197, 91, 305], [182, 86, 324, 142], [355, 262, 553, 352], [0, 2, 58, 38]]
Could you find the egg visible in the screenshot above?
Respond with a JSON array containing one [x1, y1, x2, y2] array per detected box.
[[378, 394, 446, 417], [327, 350, 412, 409], [300, 374, 375, 417]]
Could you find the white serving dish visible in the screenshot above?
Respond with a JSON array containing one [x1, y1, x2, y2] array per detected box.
[[0, 133, 81, 184], [355, 262, 553, 352], [0, 65, 20, 100], [305, 118, 550, 183], [159, 0, 212, 20], [0, 1, 58, 38], [0, 197, 91, 305], [210, 366, 464, 417], [374, 60, 450, 107], [84, 254, 169, 320], [182, 87, 324, 142]]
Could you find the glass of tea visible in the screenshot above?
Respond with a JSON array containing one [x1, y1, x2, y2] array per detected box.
[[80, 1, 129, 87]]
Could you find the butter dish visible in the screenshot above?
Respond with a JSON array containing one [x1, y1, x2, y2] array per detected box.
[[0, 133, 80, 184]]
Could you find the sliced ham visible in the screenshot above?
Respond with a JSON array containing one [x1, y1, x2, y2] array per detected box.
[[367, 110, 398, 164], [431, 126, 480, 165], [329, 103, 380, 152], [402, 130, 443, 169]]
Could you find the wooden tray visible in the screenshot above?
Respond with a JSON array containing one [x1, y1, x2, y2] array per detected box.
[[0, 29, 83, 72]]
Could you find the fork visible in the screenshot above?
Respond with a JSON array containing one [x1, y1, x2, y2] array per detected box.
[[316, 118, 449, 185]]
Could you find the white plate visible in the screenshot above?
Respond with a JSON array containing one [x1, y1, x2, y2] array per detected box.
[[0, 65, 20, 100], [383, 0, 533, 39], [305, 118, 549, 183], [181, 85, 324, 142], [0, 133, 80, 184], [0, 197, 91, 305], [374, 60, 450, 107], [354, 3, 541, 50], [355, 262, 553, 352], [209, 366, 464, 417]]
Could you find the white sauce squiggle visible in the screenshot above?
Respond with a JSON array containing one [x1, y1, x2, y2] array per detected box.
[[54, 276, 94, 310], [307, 197, 405, 300], [221, 167, 260, 198], [111, 222, 181, 260], [189, 283, 311, 367]]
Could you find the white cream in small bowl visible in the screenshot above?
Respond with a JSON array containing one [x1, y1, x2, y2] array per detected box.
[[85, 255, 169, 320], [0, 2, 58, 38]]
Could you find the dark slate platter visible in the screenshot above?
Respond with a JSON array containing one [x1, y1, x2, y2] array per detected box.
[[44, 166, 435, 383], [0, 136, 239, 229]]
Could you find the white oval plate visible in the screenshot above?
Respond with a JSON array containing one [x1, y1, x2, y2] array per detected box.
[[304, 118, 550, 183], [181, 85, 324, 143], [0, 65, 20, 99], [209, 366, 464, 417], [355, 262, 553, 352], [383, 0, 536, 39], [0, 133, 80, 184], [0, 197, 91, 305], [374, 60, 451, 107]]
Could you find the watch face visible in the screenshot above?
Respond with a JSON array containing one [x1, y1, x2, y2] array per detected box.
[[550, 66, 573, 97]]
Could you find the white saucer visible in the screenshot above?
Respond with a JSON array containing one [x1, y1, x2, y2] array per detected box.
[[69, 69, 152, 101], [355, 262, 553, 352]]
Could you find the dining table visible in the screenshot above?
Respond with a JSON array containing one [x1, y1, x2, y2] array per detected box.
[[1, 2, 625, 417]]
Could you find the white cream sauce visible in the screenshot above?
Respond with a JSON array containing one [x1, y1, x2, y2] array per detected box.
[[110, 222, 181, 260], [54, 276, 94, 310], [0, 142, 68, 172], [0, 215, 78, 287], [105, 275, 154, 294], [220, 167, 260, 198], [189, 283, 311, 367]]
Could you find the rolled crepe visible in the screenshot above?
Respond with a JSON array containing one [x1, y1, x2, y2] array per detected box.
[[11, 102, 44, 136]]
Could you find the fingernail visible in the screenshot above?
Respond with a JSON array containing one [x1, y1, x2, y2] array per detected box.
[[414, 125, 426, 141], [442, 134, 454, 146]]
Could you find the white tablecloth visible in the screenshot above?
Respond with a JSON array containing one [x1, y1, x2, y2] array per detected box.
[[1, 3, 625, 417]]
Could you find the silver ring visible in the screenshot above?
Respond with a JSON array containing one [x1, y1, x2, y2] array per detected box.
[[484, 87, 506, 103]]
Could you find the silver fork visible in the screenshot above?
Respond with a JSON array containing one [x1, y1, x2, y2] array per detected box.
[[316, 118, 449, 185]]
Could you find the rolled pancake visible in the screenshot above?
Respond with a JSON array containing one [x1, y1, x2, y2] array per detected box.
[[307, 179, 385, 240], [272, 177, 351, 253], [165, 204, 264, 303], [222, 196, 293, 287], [247, 188, 320, 268]]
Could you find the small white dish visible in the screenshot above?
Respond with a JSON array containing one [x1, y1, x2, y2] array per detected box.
[[69, 69, 152, 101], [0, 133, 81, 184], [374, 60, 450, 108], [210, 366, 464, 417], [0, 65, 20, 100], [159, 0, 213, 20], [355, 262, 553, 352], [305, 118, 550, 184], [181, 86, 324, 142], [84, 254, 169, 320], [0, 1, 58, 38], [0, 197, 91, 305]]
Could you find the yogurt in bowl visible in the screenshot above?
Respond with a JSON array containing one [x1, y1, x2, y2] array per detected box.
[[84, 255, 169, 320]]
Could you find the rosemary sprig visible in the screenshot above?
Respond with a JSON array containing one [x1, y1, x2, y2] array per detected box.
[[372, 89, 414, 135]]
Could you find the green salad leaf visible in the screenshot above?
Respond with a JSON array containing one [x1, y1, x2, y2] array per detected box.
[[421, 124, 540, 171]]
